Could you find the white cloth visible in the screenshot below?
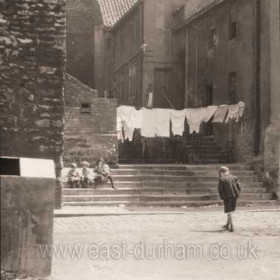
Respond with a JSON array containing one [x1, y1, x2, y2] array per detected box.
[[147, 92, 153, 108], [141, 108, 156, 137], [155, 108, 170, 137], [117, 106, 135, 141], [226, 104, 239, 123], [203, 105, 218, 122], [170, 109, 186, 136], [117, 116, 123, 141], [130, 108, 142, 129], [212, 105, 229, 123], [123, 121, 134, 141], [185, 107, 207, 134], [238, 101, 245, 119]]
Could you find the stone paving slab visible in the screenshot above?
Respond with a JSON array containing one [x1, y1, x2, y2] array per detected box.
[[50, 211, 280, 280], [54, 205, 280, 217]]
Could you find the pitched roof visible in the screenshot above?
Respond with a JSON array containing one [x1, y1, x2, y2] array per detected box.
[[184, 0, 225, 22], [97, 0, 139, 28]]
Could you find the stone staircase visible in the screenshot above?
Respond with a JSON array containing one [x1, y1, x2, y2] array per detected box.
[[61, 163, 274, 207], [119, 135, 231, 164], [183, 135, 231, 164]]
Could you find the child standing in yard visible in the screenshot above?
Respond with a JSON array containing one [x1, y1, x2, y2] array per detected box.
[[218, 166, 241, 232]]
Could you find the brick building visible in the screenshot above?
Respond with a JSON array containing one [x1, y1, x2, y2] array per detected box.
[[63, 73, 118, 166], [172, 0, 279, 187], [93, 0, 279, 185], [96, 0, 185, 108]]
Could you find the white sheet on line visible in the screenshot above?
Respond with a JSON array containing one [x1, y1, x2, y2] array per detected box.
[[141, 108, 156, 137], [130, 108, 142, 129], [117, 105, 135, 141], [155, 108, 170, 137], [185, 107, 207, 133], [238, 101, 245, 119], [212, 105, 229, 123], [226, 104, 240, 123], [203, 105, 218, 122], [170, 109, 186, 136]]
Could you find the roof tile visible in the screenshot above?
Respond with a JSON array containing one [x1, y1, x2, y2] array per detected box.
[[97, 0, 139, 28]]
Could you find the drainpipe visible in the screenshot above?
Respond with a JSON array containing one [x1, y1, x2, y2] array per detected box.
[[140, 0, 144, 107], [254, 0, 261, 155]]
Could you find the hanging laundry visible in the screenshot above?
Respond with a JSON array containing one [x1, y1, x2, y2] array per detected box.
[[226, 104, 240, 123], [117, 106, 135, 141], [122, 120, 134, 141], [185, 107, 207, 134], [147, 92, 153, 108], [141, 108, 156, 137], [212, 105, 229, 123], [117, 115, 123, 141], [130, 108, 142, 129], [238, 101, 245, 119], [155, 108, 170, 137], [170, 109, 186, 136], [203, 105, 218, 122]]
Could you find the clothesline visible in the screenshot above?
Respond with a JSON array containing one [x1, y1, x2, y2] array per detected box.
[[117, 102, 245, 141]]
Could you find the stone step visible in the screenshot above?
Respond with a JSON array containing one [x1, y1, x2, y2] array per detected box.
[[190, 159, 231, 164], [184, 144, 220, 150], [62, 181, 263, 189], [63, 200, 276, 207], [112, 175, 259, 182], [110, 169, 256, 176], [62, 187, 267, 196], [193, 154, 228, 159], [117, 164, 253, 171], [63, 193, 272, 203], [118, 159, 183, 164]]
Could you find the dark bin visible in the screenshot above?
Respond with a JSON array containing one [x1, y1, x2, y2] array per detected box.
[[0, 157, 56, 277]]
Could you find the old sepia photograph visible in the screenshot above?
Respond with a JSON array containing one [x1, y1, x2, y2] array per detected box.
[[1, 0, 280, 279]]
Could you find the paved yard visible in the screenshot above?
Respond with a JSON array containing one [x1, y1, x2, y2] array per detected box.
[[50, 210, 280, 280]]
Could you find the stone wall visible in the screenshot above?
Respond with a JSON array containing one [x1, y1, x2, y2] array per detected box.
[[0, 0, 66, 175], [63, 75, 118, 166], [64, 73, 98, 105]]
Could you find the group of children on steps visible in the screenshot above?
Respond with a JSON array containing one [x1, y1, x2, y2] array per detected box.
[[67, 158, 116, 190]]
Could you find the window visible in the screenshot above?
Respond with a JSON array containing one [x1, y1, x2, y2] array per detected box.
[[205, 83, 213, 106], [209, 27, 217, 49], [229, 0, 237, 40], [229, 72, 237, 104], [119, 76, 124, 102], [80, 103, 91, 114], [113, 79, 117, 98], [129, 62, 137, 97]]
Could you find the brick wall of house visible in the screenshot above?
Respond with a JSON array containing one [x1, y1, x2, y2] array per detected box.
[[0, 0, 66, 176], [63, 75, 118, 166]]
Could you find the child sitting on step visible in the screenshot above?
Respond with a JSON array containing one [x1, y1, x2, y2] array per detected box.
[[67, 163, 81, 188], [81, 161, 91, 188]]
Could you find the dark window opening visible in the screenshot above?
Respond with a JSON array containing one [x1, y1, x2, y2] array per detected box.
[[80, 103, 91, 114], [0, 157, 20, 176], [209, 28, 217, 49], [229, 1, 237, 40], [229, 72, 237, 104], [205, 83, 213, 106]]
